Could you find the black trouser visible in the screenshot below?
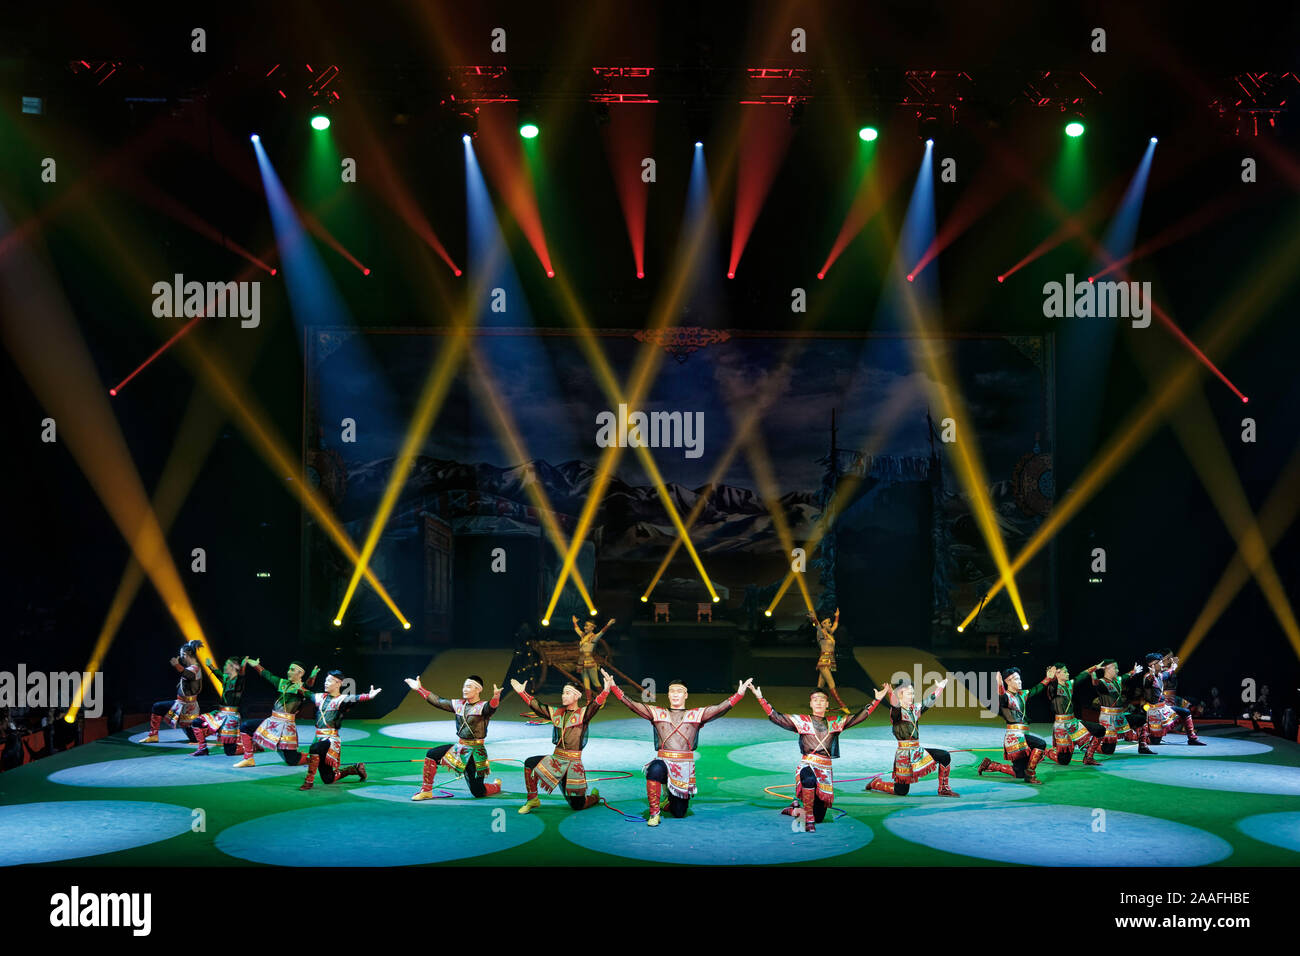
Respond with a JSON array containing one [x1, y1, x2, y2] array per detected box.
[[892, 747, 950, 795], [428, 744, 488, 797], [797, 766, 829, 822], [1011, 734, 1047, 778], [237, 718, 301, 763], [645, 759, 690, 818], [151, 700, 196, 741], [524, 754, 593, 810]]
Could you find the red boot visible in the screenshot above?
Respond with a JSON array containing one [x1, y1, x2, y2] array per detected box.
[[801, 787, 817, 831], [412, 757, 438, 800], [936, 763, 960, 796], [646, 780, 663, 826], [190, 724, 210, 756], [866, 773, 896, 795], [334, 763, 366, 782], [1025, 748, 1045, 785], [300, 755, 319, 790], [143, 713, 162, 743], [977, 757, 1016, 778], [482, 779, 503, 796], [1183, 714, 1206, 745], [1082, 735, 1102, 766]]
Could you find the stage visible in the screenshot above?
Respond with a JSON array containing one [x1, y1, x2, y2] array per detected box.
[[3, 694, 1297, 868]]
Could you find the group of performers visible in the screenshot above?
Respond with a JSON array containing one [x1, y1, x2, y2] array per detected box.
[[144, 637, 1203, 831], [145, 640, 380, 789]]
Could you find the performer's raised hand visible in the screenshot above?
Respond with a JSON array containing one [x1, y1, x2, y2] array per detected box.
[[169, 656, 179, 668], [737, 678, 754, 695], [403, 676, 423, 690], [246, 657, 260, 668], [1045, 665, 1057, 680], [309, 665, 320, 678], [874, 684, 890, 701], [599, 668, 613, 684], [752, 684, 763, 699], [492, 683, 502, 698], [369, 686, 381, 698], [509, 678, 526, 695]]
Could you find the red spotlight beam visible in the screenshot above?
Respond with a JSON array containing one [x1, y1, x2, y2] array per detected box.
[[109, 314, 204, 396], [600, 104, 654, 278], [474, 105, 554, 276], [296, 206, 369, 274], [1088, 193, 1244, 282], [909, 167, 1015, 280], [729, 106, 794, 278], [818, 146, 910, 279]]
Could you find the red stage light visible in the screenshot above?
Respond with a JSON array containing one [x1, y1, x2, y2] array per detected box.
[[547, 270, 555, 278], [454, 268, 463, 277], [996, 275, 1005, 283], [727, 271, 735, 279], [109, 388, 117, 397], [270, 268, 277, 276], [906, 273, 914, 282], [363, 268, 371, 276], [1088, 276, 1094, 283], [816, 272, 825, 280], [636, 271, 644, 279]]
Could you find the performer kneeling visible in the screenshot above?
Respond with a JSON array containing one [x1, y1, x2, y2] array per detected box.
[[192, 656, 246, 756], [234, 659, 319, 767], [300, 670, 378, 790], [1091, 659, 1144, 755], [144, 640, 204, 743], [605, 668, 750, 826], [408, 675, 503, 800], [513, 674, 609, 813], [1041, 663, 1107, 766], [977, 667, 1048, 784], [756, 683, 887, 830], [867, 676, 959, 797], [1143, 653, 1204, 746]]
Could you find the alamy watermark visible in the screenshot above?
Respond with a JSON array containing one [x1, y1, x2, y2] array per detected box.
[[595, 403, 704, 459], [151, 274, 261, 328], [0, 666, 104, 718], [1042, 274, 1151, 328], [888, 665, 1003, 718]]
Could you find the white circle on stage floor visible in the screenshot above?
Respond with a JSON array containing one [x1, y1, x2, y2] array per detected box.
[[215, 801, 543, 866], [716, 773, 1041, 806], [1126, 734, 1273, 756], [379, 719, 552, 742], [127, 725, 368, 748], [884, 804, 1233, 866], [49, 753, 304, 787], [0, 801, 195, 865], [559, 799, 874, 864], [1236, 811, 1300, 854], [1100, 759, 1300, 795], [726, 738, 976, 774]]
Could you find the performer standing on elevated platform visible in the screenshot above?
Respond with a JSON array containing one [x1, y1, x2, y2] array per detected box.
[[1042, 663, 1107, 766], [809, 608, 850, 713], [144, 640, 204, 743], [300, 670, 377, 790], [756, 684, 887, 830], [977, 667, 1048, 784], [408, 675, 504, 800], [512, 674, 609, 813], [234, 659, 319, 767], [572, 614, 615, 704], [604, 668, 750, 826], [866, 676, 960, 797], [191, 656, 246, 756]]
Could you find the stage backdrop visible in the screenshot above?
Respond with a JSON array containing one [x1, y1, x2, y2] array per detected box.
[[302, 328, 1056, 656]]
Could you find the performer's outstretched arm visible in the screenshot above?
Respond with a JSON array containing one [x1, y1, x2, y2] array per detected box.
[[842, 685, 890, 729], [511, 679, 551, 721], [918, 680, 947, 715], [403, 676, 455, 713], [601, 669, 655, 719], [481, 684, 502, 716], [698, 679, 752, 723], [582, 674, 613, 721], [753, 686, 797, 732]]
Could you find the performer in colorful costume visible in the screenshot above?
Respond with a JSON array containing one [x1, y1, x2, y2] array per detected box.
[[809, 608, 849, 713], [756, 683, 887, 830], [234, 659, 319, 767], [408, 674, 504, 800], [571, 614, 615, 704], [1143, 653, 1204, 746], [866, 676, 960, 797], [603, 668, 750, 826], [1090, 659, 1144, 754], [1041, 663, 1106, 766], [512, 674, 609, 813], [977, 667, 1048, 784], [191, 656, 246, 756], [300, 669, 376, 790], [144, 640, 204, 743]]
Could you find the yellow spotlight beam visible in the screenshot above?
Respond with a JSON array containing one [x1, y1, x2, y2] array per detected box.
[[0, 210, 217, 699], [741, 432, 816, 615], [333, 326, 468, 626], [1162, 385, 1300, 661], [465, 343, 597, 612], [1183, 434, 1300, 659], [958, 214, 1300, 630], [765, 379, 924, 614]]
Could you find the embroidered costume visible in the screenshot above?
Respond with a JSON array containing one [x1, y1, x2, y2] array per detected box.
[[518, 687, 608, 812], [300, 690, 370, 789], [1042, 667, 1106, 765], [193, 660, 246, 756], [147, 654, 203, 743], [977, 677, 1048, 784], [866, 687, 960, 797], [235, 664, 317, 766], [413, 682, 503, 799]]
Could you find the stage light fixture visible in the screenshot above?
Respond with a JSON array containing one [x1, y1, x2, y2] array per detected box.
[[1022, 623, 1030, 630], [310, 115, 331, 131], [250, 133, 260, 142], [816, 271, 825, 280], [636, 271, 644, 279], [454, 268, 462, 276], [541, 618, 550, 626], [403, 622, 411, 629], [695, 141, 703, 149], [1150, 136, 1158, 144], [956, 625, 964, 633], [1065, 121, 1085, 137], [462, 134, 471, 144], [333, 618, 341, 626], [764, 610, 772, 617], [996, 275, 1005, 283], [640, 596, 648, 602], [925, 138, 934, 147], [546, 270, 555, 278], [906, 273, 914, 282], [713, 596, 720, 602], [590, 609, 597, 616], [727, 271, 735, 279], [520, 122, 540, 139], [858, 126, 878, 142]]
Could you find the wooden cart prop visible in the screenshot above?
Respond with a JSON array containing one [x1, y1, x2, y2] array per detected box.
[[528, 638, 640, 696]]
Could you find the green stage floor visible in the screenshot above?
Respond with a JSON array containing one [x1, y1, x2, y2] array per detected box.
[[2, 698, 1298, 867]]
